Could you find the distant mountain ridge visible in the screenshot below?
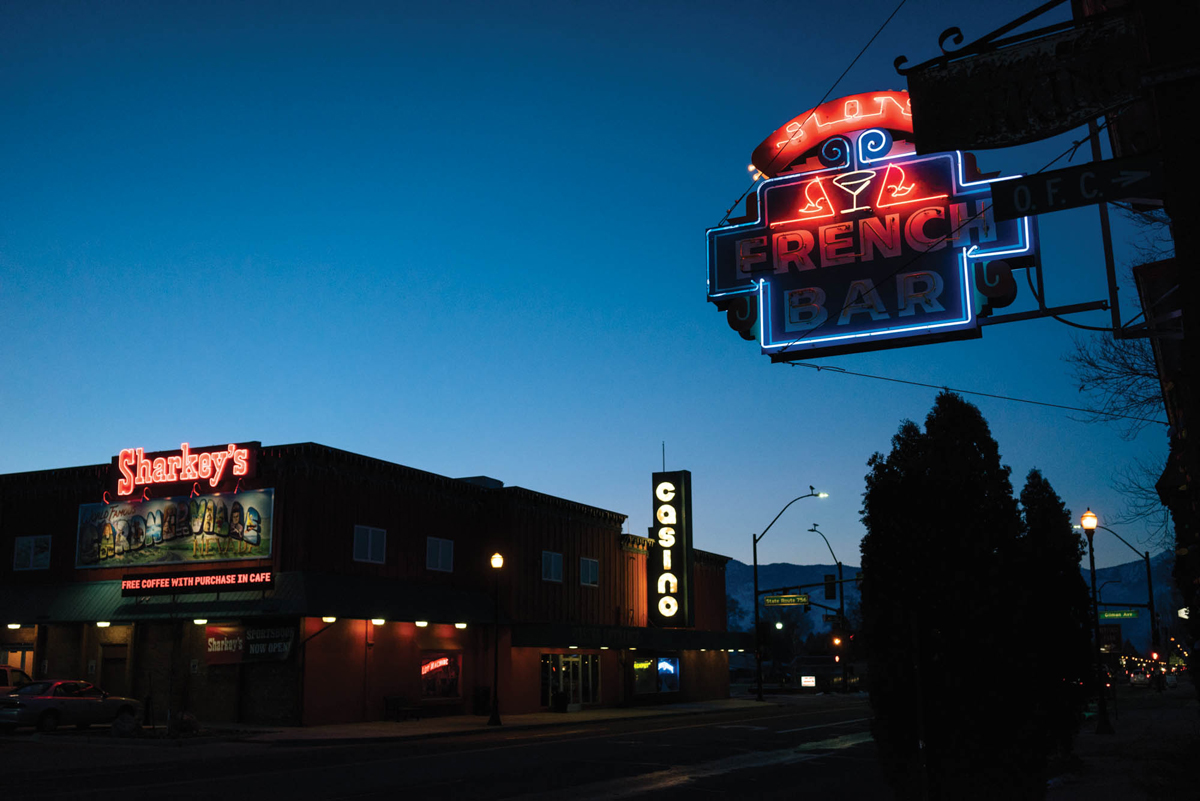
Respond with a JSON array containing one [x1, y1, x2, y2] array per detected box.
[[725, 551, 1176, 654]]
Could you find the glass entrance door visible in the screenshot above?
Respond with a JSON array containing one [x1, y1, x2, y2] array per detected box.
[[540, 653, 600, 708]]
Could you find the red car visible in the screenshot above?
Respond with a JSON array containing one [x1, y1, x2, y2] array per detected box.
[[0, 680, 141, 733]]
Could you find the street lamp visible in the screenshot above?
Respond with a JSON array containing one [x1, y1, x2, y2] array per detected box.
[[488, 552, 504, 726], [753, 486, 827, 702], [1075, 516, 1159, 650], [1080, 509, 1115, 735], [810, 524, 847, 693]]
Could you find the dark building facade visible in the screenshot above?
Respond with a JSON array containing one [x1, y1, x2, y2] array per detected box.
[[1, 442, 746, 726]]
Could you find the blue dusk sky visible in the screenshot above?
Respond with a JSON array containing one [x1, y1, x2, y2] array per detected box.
[[1, 0, 1170, 570]]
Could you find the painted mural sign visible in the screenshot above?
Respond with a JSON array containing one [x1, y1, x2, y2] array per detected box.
[[75, 489, 274, 568], [707, 90, 1038, 360], [646, 470, 694, 628], [205, 624, 295, 665]]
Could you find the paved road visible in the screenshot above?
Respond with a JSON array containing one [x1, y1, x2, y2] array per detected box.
[[0, 697, 884, 799]]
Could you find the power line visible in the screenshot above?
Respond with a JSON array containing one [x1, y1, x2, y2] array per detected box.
[[786, 361, 1168, 426], [717, 0, 910, 227]]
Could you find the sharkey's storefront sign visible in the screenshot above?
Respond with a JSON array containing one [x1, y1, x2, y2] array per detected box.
[[205, 623, 295, 665], [113, 441, 258, 497], [647, 471, 694, 627], [707, 90, 1038, 360]]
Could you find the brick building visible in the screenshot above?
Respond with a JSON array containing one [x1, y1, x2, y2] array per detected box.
[[0, 442, 745, 726]]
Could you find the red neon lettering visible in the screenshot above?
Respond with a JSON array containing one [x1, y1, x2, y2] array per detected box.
[[117, 450, 136, 496], [114, 442, 251, 494], [421, 657, 450, 675]]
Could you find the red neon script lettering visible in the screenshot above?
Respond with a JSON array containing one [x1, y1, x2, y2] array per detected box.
[[116, 442, 251, 495]]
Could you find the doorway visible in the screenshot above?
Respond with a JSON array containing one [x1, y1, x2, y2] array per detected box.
[[539, 653, 600, 710]]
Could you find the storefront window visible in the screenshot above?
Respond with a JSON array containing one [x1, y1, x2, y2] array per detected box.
[[420, 651, 460, 698], [633, 655, 680, 694]]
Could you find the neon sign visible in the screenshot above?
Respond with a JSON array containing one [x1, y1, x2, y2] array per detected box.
[[708, 91, 1037, 360], [421, 657, 450, 675], [647, 471, 693, 627], [115, 442, 255, 496]]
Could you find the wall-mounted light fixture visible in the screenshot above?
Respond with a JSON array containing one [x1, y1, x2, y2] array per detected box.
[[370, 618, 385, 626], [96, 621, 111, 628], [415, 621, 429, 627], [6, 623, 19, 630], [454, 623, 467, 629], [321, 617, 336, 624], [193, 619, 208, 625]]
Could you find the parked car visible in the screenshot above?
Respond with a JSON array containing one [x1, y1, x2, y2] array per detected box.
[[1130, 670, 1151, 687], [0, 665, 34, 694], [0, 680, 141, 733]]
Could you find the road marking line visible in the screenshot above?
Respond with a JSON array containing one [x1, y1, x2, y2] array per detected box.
[[777, 716, 872, 733]]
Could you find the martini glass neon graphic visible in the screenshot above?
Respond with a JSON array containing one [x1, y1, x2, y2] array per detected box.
[[831, 170, 877, 213]]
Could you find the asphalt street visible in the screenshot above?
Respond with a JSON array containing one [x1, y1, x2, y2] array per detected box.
[[0, 696, 882, 799]]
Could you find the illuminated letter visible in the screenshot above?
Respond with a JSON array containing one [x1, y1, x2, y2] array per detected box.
[[198, 452, 213, 479], [662, 549, 672, 570], [655, 482, 676, 502], [773, 230, 816, 273], [658, 596, 679, 617], [904, 207, 947, 252], [656, 504, 676, 525], [134, 448, 152, 485], [786, 287, 827, 331], [151, 458, 168, 483], [737, 236, 768, 275], [819, 222, 856, 267], [208, 448, 232, 487], [838, 280, 888, 325], [860, 214, 901, 261], [233, 447, 249, 476], [117, 449, 136, 496], [897, 271, 946, 317], [166, 456, 182, 482], [658, 527, 676, 548], [657, 573, 678, 594], [181, 443, 200, 481]]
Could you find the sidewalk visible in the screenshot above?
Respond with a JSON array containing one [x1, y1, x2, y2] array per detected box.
[[1047, 684, 1199, 800]]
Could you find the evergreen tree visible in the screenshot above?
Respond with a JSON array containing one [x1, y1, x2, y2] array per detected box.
[[1013, 469, 1092, 757], [860, 392, 1043, 799]]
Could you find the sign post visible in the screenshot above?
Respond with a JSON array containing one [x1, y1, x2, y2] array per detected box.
[[990, 156, 1162, 222]]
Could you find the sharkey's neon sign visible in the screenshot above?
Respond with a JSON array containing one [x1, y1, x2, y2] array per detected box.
[[708, 90, 1037, 360], [116, 443, 252, 496]]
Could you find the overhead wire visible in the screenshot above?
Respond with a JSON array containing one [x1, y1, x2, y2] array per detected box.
[[716, 0, 911, 228]]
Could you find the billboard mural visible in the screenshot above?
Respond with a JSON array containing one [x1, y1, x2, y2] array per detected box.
[[707, 91, 1038, 360], [75, 489, 274, 568]]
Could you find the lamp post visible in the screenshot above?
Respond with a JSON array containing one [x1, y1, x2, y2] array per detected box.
[[1076, 518, 1159, 650], [753, 486, 827, 702], [810, 524, 846, 693], [1080, 510, 1115, 735], [488, 552, 503, 726]]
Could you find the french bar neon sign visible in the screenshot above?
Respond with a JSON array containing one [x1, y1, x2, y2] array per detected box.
[[116, 443, 251, 496], [707, 91, 1036, 360]]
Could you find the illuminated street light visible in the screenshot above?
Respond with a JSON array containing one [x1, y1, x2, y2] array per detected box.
[[1080, 509, 1114, 735], [753, 487, 826, 702], [489, 552, 504, 726]]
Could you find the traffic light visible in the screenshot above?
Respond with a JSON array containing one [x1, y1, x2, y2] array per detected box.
[[824, 574, 836, 600]]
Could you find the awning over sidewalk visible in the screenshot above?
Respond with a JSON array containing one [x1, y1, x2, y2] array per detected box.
[[511, 622, 752, 652], [0, 572, 494, 626]]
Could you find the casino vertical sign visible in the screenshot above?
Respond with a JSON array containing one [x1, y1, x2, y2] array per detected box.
[[648, 471, 694, 627], [707, 91, 1037, 360]]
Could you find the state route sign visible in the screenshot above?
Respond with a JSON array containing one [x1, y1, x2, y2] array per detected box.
[[764, 594, 809, 607]]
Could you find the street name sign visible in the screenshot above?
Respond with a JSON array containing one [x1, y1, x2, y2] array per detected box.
[[991, 155, 1162, 222], [1100, 609, 1139, 620], [764, 594, 809, 607]]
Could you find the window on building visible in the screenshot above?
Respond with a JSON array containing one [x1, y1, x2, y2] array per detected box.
[[13, 535, 51, 571], [353, 526, 386, 564], [542, 551, 563, 582], [420, 651, 460, 698], [633, 655, 681, 694], [580, 557, 599, 587], [427, 537, 453, 572], [540, 653, 600, 707]]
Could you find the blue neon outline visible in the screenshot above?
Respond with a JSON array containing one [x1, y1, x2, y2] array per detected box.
[[760, 250, 975, 351]]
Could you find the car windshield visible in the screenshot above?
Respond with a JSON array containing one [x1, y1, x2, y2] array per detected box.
[[15, 682, 55, 695]]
